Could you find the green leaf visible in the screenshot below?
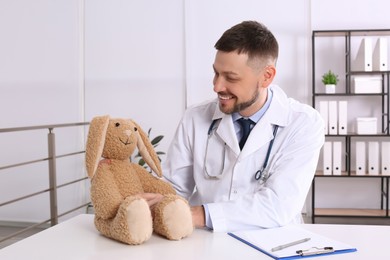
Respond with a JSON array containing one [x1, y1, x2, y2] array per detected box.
[[138, 159, 146, 166], [151, 135, 164, 145]]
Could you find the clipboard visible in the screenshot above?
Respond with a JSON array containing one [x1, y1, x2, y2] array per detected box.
[[228, 225, 357, 259]]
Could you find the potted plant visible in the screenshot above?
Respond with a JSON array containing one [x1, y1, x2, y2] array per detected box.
[[322, 70, 339, 94]]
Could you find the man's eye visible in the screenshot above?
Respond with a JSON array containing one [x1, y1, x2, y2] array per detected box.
[[226, 77, 238, 82]]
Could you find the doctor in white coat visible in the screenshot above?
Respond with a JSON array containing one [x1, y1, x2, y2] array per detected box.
[[163, 21, 324, 232]]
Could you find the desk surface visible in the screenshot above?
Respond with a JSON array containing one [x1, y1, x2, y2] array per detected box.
[[0, 214, 388, 259]]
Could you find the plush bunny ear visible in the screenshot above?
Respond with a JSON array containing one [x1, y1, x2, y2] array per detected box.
[[85, 115, 110, 178], [132, 120, 162, 177]]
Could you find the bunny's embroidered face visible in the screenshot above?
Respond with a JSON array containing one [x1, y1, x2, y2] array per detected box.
[[102, 119, 138, 160], [85, 115, 162, 178]]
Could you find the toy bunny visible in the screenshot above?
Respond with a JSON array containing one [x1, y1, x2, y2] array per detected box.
[[85, 115, 193, 245]]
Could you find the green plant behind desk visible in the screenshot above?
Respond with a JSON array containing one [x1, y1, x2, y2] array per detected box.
[[322, 70, 339, 85]]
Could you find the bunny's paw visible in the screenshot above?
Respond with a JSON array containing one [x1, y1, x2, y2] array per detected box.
[[153, 196, 193, 240]]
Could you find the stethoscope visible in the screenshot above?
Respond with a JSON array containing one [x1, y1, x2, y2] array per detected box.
[[205, 118, 279, 182]]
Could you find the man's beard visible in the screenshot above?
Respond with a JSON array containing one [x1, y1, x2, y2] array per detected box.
[[219, 88, 260, 115]]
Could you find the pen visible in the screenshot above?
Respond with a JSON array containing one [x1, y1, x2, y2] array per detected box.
[[271, 237, 311, 252]]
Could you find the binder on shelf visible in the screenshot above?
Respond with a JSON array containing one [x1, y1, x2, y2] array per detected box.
[[338, 101, 347, 135], [328, 101, 338, 135], [382, 142, 390, 175], [368, 142, 379, 175], [228, 225, 357, 259], [333, 141, 342, 175], [318, 101, 328, 135], [353, 37, 372, 72], [373, 37, 388, 71], [323, 142, 332, 175], [355, 142, 366, 175]]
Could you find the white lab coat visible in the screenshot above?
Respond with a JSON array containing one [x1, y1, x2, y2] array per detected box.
[[163, 85, 324, 232]]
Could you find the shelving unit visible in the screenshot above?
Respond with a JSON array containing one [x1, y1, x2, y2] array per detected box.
[[311, 29, 390, 223]]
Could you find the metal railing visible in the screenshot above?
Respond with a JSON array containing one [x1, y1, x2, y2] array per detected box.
[[0, 122, 91, 245]]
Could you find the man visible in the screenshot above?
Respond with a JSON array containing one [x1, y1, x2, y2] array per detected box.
[[161, 21, 324, 232]]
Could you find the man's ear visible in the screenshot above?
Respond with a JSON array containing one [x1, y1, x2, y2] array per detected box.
[[261, 65, 276, 88]]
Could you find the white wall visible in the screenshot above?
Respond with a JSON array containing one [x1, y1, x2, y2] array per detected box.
[[0, 0, 87, 222], [0, 0, 389, 222], [0, 0, 84, 127], [84, 0, 186, 152]]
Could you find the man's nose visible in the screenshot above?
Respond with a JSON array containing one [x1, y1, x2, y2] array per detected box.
[[213, 76, 225, 93]]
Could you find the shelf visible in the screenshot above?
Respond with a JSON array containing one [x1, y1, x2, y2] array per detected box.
[[315, 172, 390, 177], [325, 133, 390, 137], [313, 29, 390, 37], [314, 208, 387, 217], [348, 70, 390, 75], [312, 28, 390, 224], [314, 93, 387, 96]]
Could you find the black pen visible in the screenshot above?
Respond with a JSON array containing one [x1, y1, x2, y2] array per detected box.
[[271, 237, 311, 252]]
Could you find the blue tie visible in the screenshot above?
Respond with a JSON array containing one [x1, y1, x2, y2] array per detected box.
[[238, 118, 254, 150]]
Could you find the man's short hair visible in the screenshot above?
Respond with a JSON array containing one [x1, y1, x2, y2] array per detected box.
[[214, 21, 279, 67]]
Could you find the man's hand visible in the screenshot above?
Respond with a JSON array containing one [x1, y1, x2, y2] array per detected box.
[[191, 206, 205, 228], [137, 193, 164, 207]]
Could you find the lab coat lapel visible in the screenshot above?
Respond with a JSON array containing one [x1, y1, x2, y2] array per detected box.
[[211, 104, 240, 155], [241, 85, 290, 157], [215, 115, 240, 155], [240, 120, 274, 157]]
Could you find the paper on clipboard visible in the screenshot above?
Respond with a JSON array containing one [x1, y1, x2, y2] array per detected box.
[[228, 225, 356, 259]]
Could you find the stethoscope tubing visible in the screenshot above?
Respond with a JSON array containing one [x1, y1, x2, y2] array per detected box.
[[255, 125, 279, 180], [207, 119, 279, 181]]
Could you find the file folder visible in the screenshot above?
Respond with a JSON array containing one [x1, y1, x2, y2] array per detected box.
[[368, 142, 379, 175], [373, 37, 388, 71], [332, 142, 342, 175], [355, 142, 366, 175], [328, 101, 338, 135], [353, 37, 372, 72], [382, 142, 390, 175], [228, 225, 357, 259], [338, 101, 347, 135], [323, 142, 332, 175], [318, 101, 328, 135]]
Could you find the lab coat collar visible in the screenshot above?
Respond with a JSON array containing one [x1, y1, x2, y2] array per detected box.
[[262, 85, 289, 127], [211, 85, 290, 156]]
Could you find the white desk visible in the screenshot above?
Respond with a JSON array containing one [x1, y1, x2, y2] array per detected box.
[[0, 214, 388, 259]]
